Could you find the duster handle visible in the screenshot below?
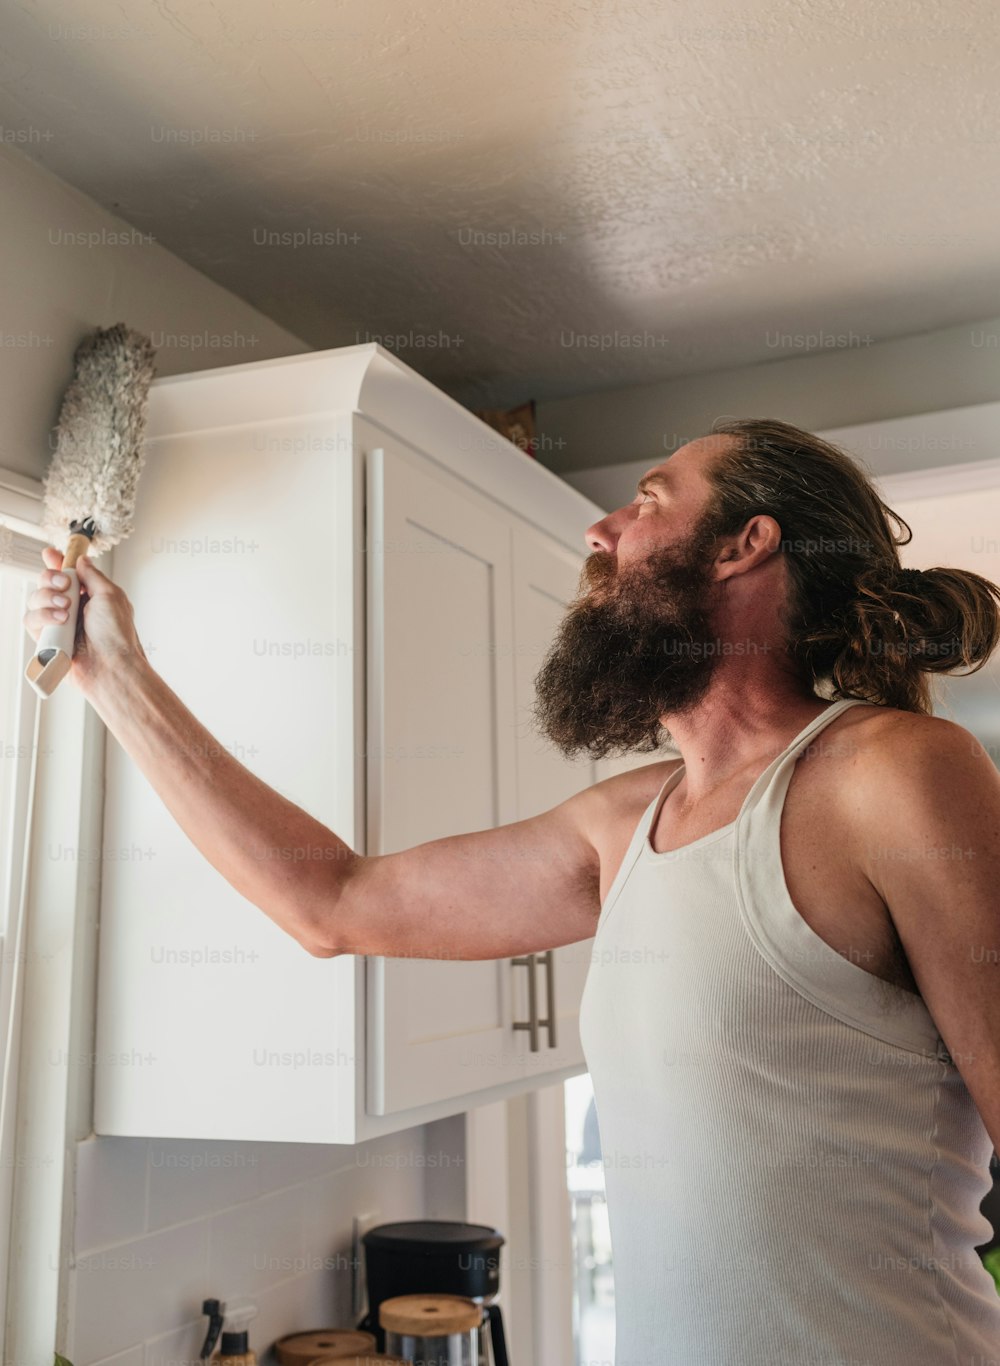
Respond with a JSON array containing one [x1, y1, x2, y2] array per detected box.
[[60, 531, 93, 569], [23, 532, 94, 699]]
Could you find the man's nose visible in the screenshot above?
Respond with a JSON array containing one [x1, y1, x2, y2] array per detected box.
[[585, 514, 619, 554], [585, 526, 611, 553]]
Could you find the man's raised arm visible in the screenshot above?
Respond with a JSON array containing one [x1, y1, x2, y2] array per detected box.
[[25, 549, 608, 961]]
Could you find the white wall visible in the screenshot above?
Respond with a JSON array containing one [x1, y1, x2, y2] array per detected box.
[[0, 144, 468, 1365]]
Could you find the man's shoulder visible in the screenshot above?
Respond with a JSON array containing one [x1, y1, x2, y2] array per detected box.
[[832, 701, 997, 814], [590, 752, 683, 803], [566, 752, 682, 848], [836, 701, 988, 767]]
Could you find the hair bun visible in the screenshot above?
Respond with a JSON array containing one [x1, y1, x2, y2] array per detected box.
[[893, 566, 925, 589]]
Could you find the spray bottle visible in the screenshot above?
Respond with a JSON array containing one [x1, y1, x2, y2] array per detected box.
[[200, 1296, 259, 1366]]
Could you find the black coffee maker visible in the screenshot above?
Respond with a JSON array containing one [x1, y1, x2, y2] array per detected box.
[[357, 1219, 509, 1366]]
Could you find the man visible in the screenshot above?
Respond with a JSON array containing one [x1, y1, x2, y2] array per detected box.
[[25, 417, 1000, 1362]]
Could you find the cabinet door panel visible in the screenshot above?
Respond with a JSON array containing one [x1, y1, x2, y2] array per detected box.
[[509, 528, 597, 1072], [94, 420, 363, 1142], [366, 444, 521, 1114]]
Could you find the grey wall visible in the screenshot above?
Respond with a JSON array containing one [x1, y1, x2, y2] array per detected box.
[[536, 313, 1000, 489], [0, 142, 311, 484], [0, 144, 468, 1366]]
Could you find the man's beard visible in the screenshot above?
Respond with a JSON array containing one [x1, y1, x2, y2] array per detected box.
[[531, 511, 728, 761]]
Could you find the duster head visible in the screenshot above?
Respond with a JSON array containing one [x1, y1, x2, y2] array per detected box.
[[41, 322, 157, 555]]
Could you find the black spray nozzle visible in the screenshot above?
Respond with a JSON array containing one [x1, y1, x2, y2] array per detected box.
[[200, 1298, 225, 1361]]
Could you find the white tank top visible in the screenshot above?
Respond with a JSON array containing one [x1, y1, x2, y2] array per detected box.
[[578, 697, 1000, 1365]]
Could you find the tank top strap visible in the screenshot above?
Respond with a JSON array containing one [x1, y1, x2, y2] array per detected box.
[[732, 696, 947, 1056], [594, 762, 681, 935]]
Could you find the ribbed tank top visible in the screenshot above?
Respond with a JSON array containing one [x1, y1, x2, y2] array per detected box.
[[578, 697, 1000, 1365]]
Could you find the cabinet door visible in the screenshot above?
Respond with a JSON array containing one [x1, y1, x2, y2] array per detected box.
[[508, 527, 597, 1073], [94, 417, 365, 1143], [366, 445, 522, 1114]]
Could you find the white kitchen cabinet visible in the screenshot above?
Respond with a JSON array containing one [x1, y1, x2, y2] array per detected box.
[[94, 343, 615, 1143], [365, 439, 521, 1115], [93, 411, 367, 1143], [506, 527, 661, 1073], [508, 526, 598, 1072]]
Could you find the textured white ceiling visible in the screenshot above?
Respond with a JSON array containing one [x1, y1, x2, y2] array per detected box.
[[2, 0, 1000, 409]]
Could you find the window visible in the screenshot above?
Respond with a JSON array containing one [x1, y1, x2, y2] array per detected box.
[[564, 1072, 614, 1366], [0, 477, 96, 1366], [0, 530, 43, 1352]]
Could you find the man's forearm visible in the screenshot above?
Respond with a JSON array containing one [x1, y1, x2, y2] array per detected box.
[[83, 660, 356, 954]]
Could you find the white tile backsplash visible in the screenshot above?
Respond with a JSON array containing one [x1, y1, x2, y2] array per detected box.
[[251, 1141, 354, 1196], [144, 1316, 204, 1366], [207, 1185, 310, 1300], [87, 1346, 145, 1366], [72, 1218, 211, 1363], [147, 1139, 262, 1229], [68, 1119, 465, 1365], [75, 1136, 149, 1250]]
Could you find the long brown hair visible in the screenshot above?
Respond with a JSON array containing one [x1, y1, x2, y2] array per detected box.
[[704, 417, 1000, 714]]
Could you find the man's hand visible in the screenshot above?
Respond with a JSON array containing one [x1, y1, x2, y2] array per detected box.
[[23, 546, 149, 692]]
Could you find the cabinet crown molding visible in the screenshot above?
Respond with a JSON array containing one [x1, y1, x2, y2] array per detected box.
[[146, 342, 604, 553]]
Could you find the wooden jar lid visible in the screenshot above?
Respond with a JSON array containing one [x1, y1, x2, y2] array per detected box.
[[274, 1329, 377, 1364], [379, 1293, 482, 1335]]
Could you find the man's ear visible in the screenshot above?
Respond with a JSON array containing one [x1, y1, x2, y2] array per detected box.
[[715, 514, 782, 580]]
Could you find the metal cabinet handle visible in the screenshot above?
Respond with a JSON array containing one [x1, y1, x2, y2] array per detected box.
[[542, 949, 557, 1049], [511, 952, 539, 1050], [512, 951, 557, 1051]]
